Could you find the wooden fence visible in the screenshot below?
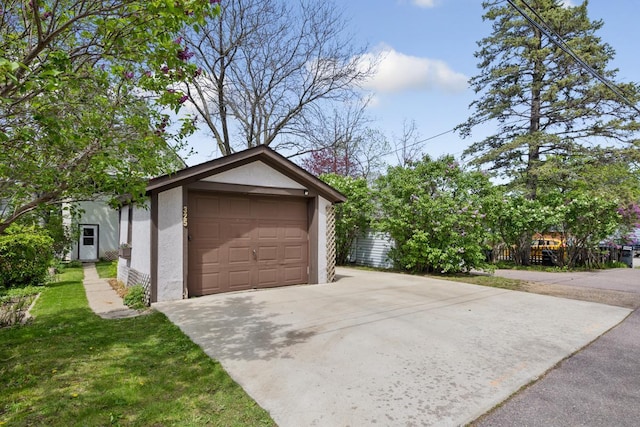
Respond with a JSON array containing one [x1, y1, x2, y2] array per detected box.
[[489, 245, 626, 267]]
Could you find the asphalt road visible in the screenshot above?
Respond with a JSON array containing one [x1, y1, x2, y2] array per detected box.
[[492, 257, 640, 294], [475, 263, 640, 427]]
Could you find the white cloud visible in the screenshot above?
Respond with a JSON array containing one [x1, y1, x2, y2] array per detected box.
[[561, 0, 577, 6], [412, 0, 438, 8], [358, 45, 468, 94]]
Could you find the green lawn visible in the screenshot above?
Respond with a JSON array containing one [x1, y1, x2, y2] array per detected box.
[[95, 260, 117, 279], [0, 268, 275, 427]]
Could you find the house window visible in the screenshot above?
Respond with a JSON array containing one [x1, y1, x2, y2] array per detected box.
[[83, 228, 95, 245]]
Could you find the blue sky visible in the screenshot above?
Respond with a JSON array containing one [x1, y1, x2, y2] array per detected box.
[[183, 0, 640, 166]]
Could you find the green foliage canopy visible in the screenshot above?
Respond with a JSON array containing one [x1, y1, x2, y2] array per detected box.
[[375, 156, 497, 273], [0, 0, 220, 233], [320, 173, 373, 265]]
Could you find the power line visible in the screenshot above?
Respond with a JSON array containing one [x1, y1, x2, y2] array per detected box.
[[506, 0, 640, 115], [384, 128, 458, 159]]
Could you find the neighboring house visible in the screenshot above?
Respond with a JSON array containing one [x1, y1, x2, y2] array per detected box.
[[117, 146, 346, 304], [63, 200, 119, 262], [349, 231, 394, 269]]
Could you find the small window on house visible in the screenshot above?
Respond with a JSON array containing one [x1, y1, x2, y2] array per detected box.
[[83, 228, 95, 245]]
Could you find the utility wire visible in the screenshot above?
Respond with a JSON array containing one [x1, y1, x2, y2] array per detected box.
[[384, 128, 458, 159], [506, 0, 640, 115]]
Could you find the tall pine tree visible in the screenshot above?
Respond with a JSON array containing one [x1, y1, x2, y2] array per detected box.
[[458, 0, 640, 200]]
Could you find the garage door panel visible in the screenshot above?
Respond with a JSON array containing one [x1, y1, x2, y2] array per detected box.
[[257, 268, 278, 286], [257, 225, 278, 240], [193, 195, 220, 217], [198, 273, 222, 295], [284, 244, 306, 262], [188, 192, 309, 296], [284, 266, 306, 283], [279, 201, 307, 219], [251, 199, 281, 220], [283, 224, 306, 240], [197, 247, 220, 266], [228, 246, 252, 264], [228, 198, 252, 218], [258, 246, 278, 261], [228, 270, 251, 289], [228, 221, 252, 239], [192, 221, 220, 239]]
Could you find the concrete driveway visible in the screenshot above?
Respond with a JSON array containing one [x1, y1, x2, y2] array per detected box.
[[154, 268, 630, 426]]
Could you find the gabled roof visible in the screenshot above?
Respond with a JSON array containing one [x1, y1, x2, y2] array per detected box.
[[146, 145, 346, 203]]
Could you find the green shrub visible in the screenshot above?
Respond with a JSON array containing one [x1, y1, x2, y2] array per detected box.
[[604, 261, 629, 269], [0, 225, 54, 289], [376, 155, 498, 273], [123, 284, 146, 310], [320, 174, 374, 265]]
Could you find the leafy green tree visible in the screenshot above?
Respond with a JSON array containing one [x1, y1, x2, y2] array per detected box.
[[552, 192, 623, 267], [488, 193, 563, 265], [320, 174, 374, 265], [458, 0, 640, 200], [375, 156, 497, 273], [0, 0, 220, 233]]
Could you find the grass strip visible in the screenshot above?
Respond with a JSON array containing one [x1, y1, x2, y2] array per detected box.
[[0, 268, 274, 427], [95, 260, 117, 279], [433, 273, 527, 291]]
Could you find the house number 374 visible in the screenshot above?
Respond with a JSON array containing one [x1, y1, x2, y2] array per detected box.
[[182, 206, 188, 227]]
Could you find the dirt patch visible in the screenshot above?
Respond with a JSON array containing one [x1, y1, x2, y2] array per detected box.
[[108, 278, 127, 298], [0, 294, 38, 328], [521, 281, 640, 309]]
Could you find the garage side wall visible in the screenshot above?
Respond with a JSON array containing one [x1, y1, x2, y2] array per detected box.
[[156, 187, 184, 301], [317, 196, 331, 284], [130, 204, 151, 276], [117, 205, 130, 283]]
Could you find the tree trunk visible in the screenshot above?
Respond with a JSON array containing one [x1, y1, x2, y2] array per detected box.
[[526, 27, 544, 202]]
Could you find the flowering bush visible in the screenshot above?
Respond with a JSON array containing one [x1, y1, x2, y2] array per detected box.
[[375, 155, 497, 273]]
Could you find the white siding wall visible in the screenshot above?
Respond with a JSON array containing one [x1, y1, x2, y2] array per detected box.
[[156, 187, 184, 301], [202, 161, 305, 188], [130, 203, 151, 276], [351, 231, 394, 269], [68, 200, 119, 260], [317, 197, 330, 284]]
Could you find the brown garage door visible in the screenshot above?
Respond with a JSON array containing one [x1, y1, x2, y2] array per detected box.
[[188, 191, 309, 296]]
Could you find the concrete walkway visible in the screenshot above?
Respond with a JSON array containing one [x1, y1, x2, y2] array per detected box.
[[82, 264, 140, 319]]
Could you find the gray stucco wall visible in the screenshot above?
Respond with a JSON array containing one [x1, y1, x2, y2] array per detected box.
[[156, 187, 184, 301], [130, 204, 151, 276], [202, 160, 305, 189], [116, 205, 130, 284]]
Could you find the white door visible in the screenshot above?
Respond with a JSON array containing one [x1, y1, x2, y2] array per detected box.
[[79, 225, 98, 260]]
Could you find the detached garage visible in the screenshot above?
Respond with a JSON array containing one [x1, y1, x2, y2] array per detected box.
[[117, 146, 345, 303]]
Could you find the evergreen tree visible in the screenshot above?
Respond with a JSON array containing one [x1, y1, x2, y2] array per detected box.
[[457, 0, 640, 200]]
